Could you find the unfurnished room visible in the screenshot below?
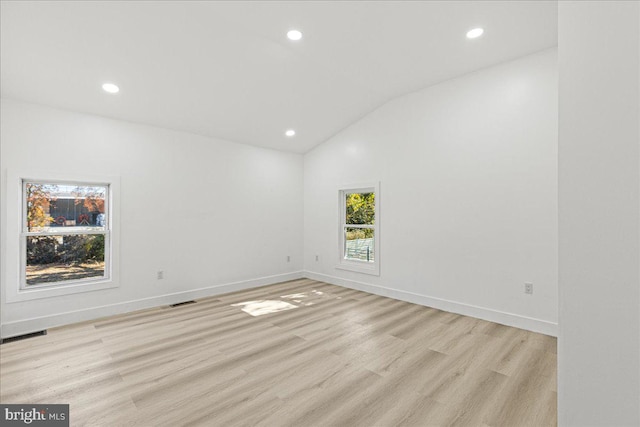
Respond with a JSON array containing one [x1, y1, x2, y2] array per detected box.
[[0, 1, 639, 426]]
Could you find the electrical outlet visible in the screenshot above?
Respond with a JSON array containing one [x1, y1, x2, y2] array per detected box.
[[157, 271, 164, 280], [287, 256, 290, 262], [524, 282, 533, 295], [315, 255, 319, 261]]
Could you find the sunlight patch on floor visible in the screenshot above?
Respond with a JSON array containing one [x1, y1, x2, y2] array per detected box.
[[281, 289, 334, 306], [232, 290, 339, 316], [231, 300, 298, 316]]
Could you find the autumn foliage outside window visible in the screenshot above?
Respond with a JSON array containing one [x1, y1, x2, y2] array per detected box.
[[344, 192, 375, 262], [23, 181, 110, 287]]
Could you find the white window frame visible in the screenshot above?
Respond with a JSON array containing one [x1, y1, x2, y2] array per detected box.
[[4, 170, 120, 303], [20, 179, 111, 290], [336, 182, 380, 276]]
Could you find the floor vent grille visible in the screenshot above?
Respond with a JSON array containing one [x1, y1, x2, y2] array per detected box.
[[0, 330, 47, 345], [169, 300, 196, 308]]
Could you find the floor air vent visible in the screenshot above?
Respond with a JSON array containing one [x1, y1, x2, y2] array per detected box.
[[0, 330, 47, 345], [169, 300, 196, 308]]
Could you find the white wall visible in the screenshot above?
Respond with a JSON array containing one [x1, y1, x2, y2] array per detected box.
[[304, 49, 558, 335], [2, 51, 559, 338], [0, 99, 304, 337], [558, 2, 640, 426]]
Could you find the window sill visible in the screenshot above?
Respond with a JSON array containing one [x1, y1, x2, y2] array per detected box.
[[335, 260, 380, 276], [7, 278, 118, 303]]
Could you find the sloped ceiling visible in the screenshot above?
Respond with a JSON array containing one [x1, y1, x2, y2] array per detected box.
[[0, 1, 557, 153]]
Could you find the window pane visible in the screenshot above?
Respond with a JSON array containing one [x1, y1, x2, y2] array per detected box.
[[26, 234, 106, 285], [25, 182, 107, 232], [345, 192, 375, 225], [344, 227, 375, 262]]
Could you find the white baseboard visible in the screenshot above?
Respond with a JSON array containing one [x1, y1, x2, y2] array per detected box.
[[303, 271, 558, 337], [2, 270, 557, 339], [0, 271, 304, 339]]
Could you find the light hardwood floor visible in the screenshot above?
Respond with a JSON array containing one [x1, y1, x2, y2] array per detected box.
[[0, 279, 557, 426]]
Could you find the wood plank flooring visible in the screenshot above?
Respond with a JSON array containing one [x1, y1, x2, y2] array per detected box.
[[0, 279, 557, 426]]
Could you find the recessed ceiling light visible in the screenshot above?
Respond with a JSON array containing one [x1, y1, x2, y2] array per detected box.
[[466, 28, 484, 39], [287, 30, 303, 41], [102, 83, 119, 93], [285, 129, 296, 137]]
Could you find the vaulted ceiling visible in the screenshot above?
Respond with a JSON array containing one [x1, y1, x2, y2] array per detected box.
[[0, 1, 557, 153]]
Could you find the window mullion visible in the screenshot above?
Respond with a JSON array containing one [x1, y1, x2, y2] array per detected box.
[[23, 229, 107, 237]]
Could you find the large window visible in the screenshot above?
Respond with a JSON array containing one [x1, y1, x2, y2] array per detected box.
[[21, 181, 110, 289], [338, 183, 380, 275]]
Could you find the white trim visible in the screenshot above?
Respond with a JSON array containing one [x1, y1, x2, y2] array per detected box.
[[4, 169, 121, 302], [303, 270, 558, 337], [337, 182, 380, 276], [0, 271, 304, 339]]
